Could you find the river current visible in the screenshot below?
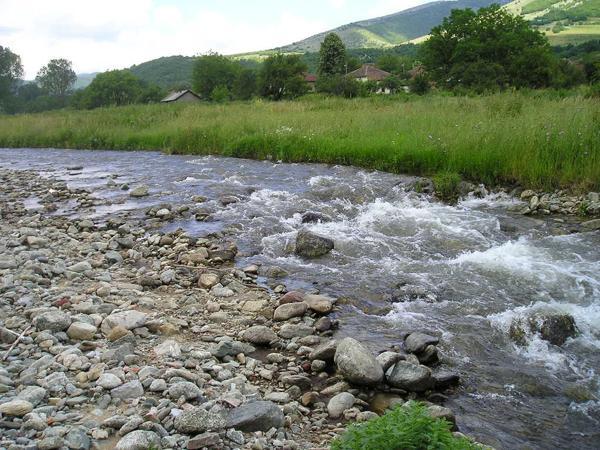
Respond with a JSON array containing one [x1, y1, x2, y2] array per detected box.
[[1, 148, 598, 449]]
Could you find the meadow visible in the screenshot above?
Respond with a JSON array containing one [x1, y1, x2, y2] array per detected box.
[[0, 92, 598, 191]]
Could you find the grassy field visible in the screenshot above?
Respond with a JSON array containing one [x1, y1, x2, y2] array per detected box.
[[0, 93, 598, 191]]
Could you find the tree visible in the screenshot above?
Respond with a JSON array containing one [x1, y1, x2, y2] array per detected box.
[[74, 70, 161, 109], [259, 54, 307, 101], [316, 75, 360, 98], [192, 53, 240, 99], [0, 46, 23, 111], [36, 59, 76, 97], [233, 69, 257, 100], [422, 5, 556, 90], [318, 33, 347, 76]]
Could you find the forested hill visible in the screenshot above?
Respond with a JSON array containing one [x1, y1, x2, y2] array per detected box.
[[272, 0, 511, 53], [129, 56, 196, 89]]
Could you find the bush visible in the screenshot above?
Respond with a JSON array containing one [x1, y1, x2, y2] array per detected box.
[[330, 402, 480, 450], [433, 172, 462, 203], [410, 74, 430, 95], [586, 82, 600, 99], [316, 75, 360, 98]]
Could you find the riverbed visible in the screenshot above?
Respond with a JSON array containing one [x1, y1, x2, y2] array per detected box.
[[1, 148, 598, 449]]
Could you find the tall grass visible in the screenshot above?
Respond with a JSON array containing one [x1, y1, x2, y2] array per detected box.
[[0, 92, 598, 191]]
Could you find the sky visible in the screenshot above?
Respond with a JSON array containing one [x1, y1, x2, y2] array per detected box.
[[0, 0, 436, 78]]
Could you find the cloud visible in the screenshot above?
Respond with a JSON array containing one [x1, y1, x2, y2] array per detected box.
[[368, 0, 433, 18]]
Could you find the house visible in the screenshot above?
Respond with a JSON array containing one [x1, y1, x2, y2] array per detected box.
[[304, 73, 318, 91], [161, 89, 202, 103], [347, 64, 392, 82]]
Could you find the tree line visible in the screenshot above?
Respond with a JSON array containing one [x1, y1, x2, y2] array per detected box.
[[1, 4, 599, 114]]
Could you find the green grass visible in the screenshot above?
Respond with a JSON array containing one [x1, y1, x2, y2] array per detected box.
[[521, 0, 562, 15], [0, 92, 598, 191], [330, 402, 480, 450]]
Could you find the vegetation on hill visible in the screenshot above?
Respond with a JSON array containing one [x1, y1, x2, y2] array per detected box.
[[130, 55, 196, 90], [0, 91, 598, 191], [273, 0, 510, 53]]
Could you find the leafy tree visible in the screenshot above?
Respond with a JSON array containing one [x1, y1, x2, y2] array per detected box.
[[36, 59, 77, 97], [211, 85, 230, 103], [0, 46, 23, 111], [259, 54, 307, 101], [318, 33, 347, 76], [74, 70, 161, 109], [316, 74, 360, 98], [410, 73, 430, 95], [422, 5, 556, 90], [233, 69, 257, 100], [192, 53, 240, 99]]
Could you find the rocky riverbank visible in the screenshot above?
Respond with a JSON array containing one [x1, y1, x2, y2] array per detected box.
[[0, 168, 481, 450]]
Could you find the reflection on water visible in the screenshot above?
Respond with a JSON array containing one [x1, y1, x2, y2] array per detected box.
[[1, 148, 599, 449]]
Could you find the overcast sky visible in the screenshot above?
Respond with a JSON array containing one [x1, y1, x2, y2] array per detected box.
[[0, 0, 436, 78]]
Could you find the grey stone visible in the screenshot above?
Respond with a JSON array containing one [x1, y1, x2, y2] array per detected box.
[[295, 230, 334, 258], [111, 380, 144, 400], [309, 340, 338, 361], [101, 310, 147, 333], [168, 381, 202, 400], [273, 302, 307, 321], [115, 430, 161, 450], [174, 407, 226, 434], [18, 386, 47, 406], [67, 261, 92, 273], [386, 362, 434, 392], [97, 373, 123, 389], [67, 322, 97, 340], [239, 326, 278, 346], [278, 323, 313, 339], [404, 332, 439, 354], [0, 399, 33, 416], [129, 186, 149, 198], [210, 340, 255, 359], [226, 401, 284, 432], [327, 392, 355, 418], [334, 338, 383, 386], [34, 310, 72, 332]]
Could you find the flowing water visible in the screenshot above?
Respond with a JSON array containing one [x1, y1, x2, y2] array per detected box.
[[1, 148, 599, 449]]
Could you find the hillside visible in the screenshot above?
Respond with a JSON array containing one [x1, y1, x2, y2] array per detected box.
[[505, 0, 600, 45], [272, 0, 510, 53], [129, 55, 196, 89]]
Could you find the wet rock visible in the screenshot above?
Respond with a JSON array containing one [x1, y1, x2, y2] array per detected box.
[[295, 230, 334, 258], [404, 332, 439, 354], [376, 351, 405, 372], [273, 302, 307, 321], [539, 314, 577, 346], [327, 392, 355, 418], [427, 405, 456, 427], [115, 430, 161, 450], [34, 310, 72, 332], [279, 291, 305, 304], [386, 362, 434, 392], [303, 294, 335, 314], [370, 393, 404, 414], [301, 212, 331, 224], [174, 408, 226, 434], [129, 185, 149, 198], [239, 326, 278, 346], [334, 337, 384, 386], [226, 401, 284, 432], [581, 219, 600, 231], [0, 399, 33, 416]]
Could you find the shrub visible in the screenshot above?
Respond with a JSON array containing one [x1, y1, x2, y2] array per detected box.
[[330, 402, 480, 450], [433, 172, 462, 203], [410, 74, 430, 95]]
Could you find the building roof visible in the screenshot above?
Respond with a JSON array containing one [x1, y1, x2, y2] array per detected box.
[[161, 89, 202, 102], [347, 64, 392, 82], [304, 73, 318, 83]]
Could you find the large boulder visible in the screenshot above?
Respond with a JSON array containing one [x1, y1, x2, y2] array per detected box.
[[539, 314, 577, 346], [273, 302, 307, 321], [386, 362, 434, 392], [295, 230, 334, 258], [226, 401, 284, 432], [334, 338, 384, 386], [327, 392, 355, 418]]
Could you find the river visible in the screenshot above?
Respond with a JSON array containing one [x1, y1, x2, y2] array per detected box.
[[1, 148, 598, 449]]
